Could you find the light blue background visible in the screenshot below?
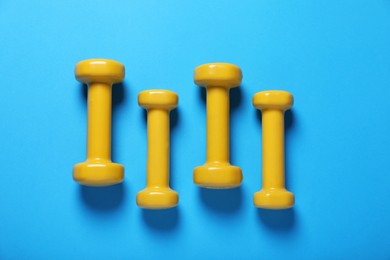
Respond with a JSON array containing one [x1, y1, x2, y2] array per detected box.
[[1, 0, 390, 259]]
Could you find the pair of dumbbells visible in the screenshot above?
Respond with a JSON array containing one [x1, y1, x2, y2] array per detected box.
[[73, 59, 294, 210], [193, 63, 294, 210], [73, 59, 178, 209]]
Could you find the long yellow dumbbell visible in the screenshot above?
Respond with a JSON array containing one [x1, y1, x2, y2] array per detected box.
[[253, 90, 294, 209], [136, 90, 179, 209], [73, 59, 125, 186], [193, 63, 243, 189]]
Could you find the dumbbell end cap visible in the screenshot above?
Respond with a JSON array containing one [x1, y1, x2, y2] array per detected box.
[[75, 59, 125, 84], [253, 90, 293, 110], [254, 188, 294, 209], [194, 163, 243, 189], [194, 63, 242, 88], [138, 90, 178, 110], [136, 188, 178, 209], [73, 161, 124, 186]]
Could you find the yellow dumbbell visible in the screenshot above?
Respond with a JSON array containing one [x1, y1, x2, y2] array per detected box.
[[73, 59, 125, 186], [193, 63, 243, 189], [136, 90, 179, 209], [253, 90, 294, 209]]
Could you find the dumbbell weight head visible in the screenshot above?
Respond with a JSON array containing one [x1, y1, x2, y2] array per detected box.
[[75, 59, 124, 84], [138, 90, 178, 110], [194, 63, 242, 89], [253, 90, 293, 111], [73, 162, 124, 186]]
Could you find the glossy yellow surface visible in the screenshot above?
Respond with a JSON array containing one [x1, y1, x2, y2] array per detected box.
[[253, 90, 294, 209], [193, 63, 243, 189], [137, 90, 179, 209], [73, 59, 125, 186]]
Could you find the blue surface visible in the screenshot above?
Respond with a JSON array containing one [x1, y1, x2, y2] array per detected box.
[[1, 0, 390, 259]]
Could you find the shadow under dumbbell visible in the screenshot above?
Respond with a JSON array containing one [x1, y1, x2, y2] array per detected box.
[[285, 109, 294, 129], [284, 109, 295, 197], [170, 107, 179, 189], [81, 83, 87, 99], [230, 86, 242, 109], [142, 207, 180, 231], [199, 86, 206, 101], [256, 208, 296, 232], [199, 187, 243, 213], [111, 82, 126, 162], [80, 183, 126, 211], [230, 86, 243, 168]]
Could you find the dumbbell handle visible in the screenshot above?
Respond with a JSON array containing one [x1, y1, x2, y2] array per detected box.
[[262, 109, 285, 189], [206, 87, 229, 163], [146, 109, 170, 187], [87, 83, 112, 160]]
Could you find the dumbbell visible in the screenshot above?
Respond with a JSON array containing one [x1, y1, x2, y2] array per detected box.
[[193, 63, 243, 189], [136, 90, 179, 209], [73, 59, 125, 186], [253, 90, 294, 209]]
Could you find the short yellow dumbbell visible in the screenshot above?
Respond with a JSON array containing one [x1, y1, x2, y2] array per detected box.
[[73, 59, 125, 186], [136, 90, 179, 209], [193, 63, 243, 189], [253, 90, 294, 209]]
